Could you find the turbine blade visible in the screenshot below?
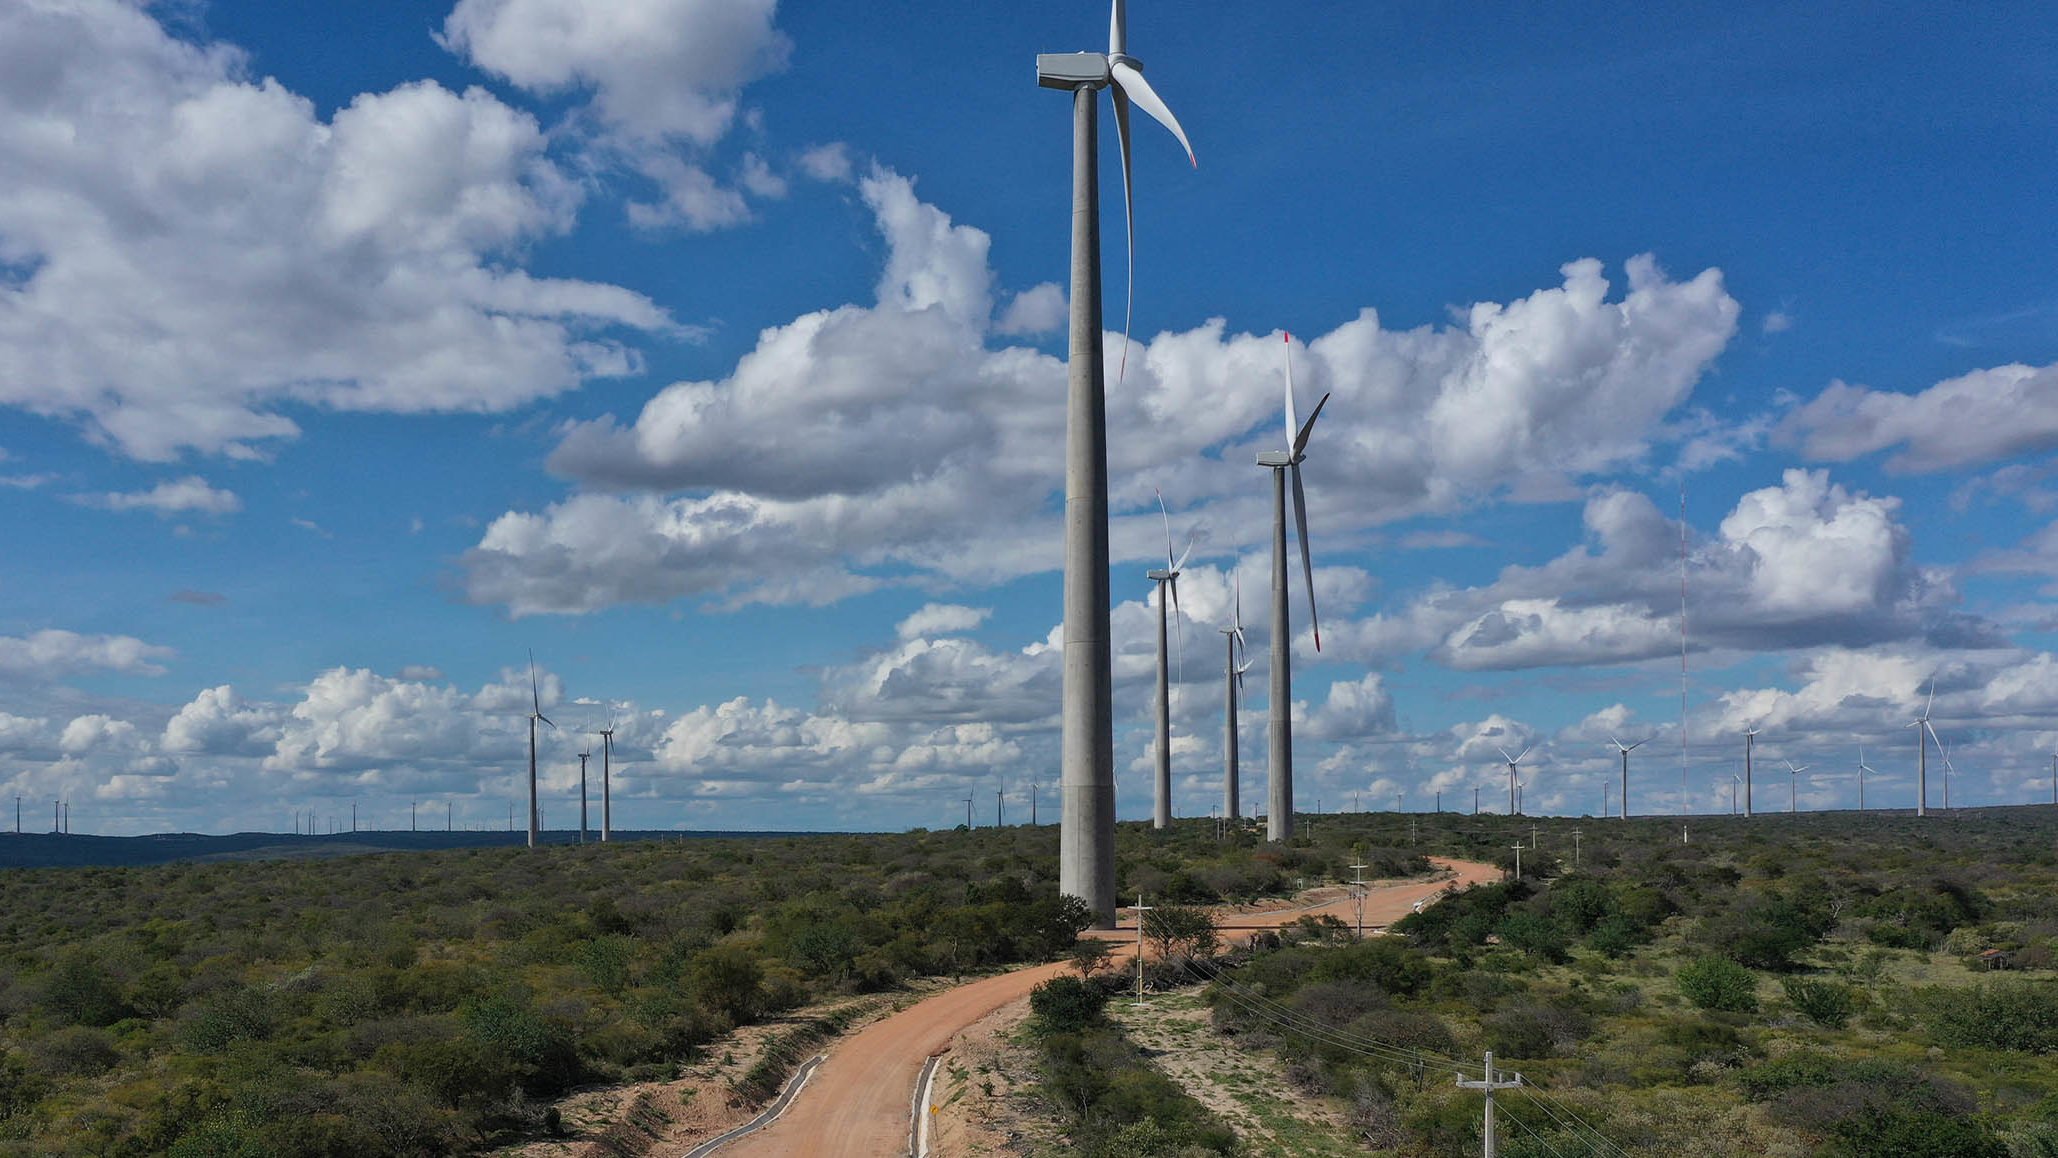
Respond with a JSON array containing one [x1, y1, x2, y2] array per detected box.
[[1497, 747, 1513, 764], [1291, 462, 1321, 651], [1282, 333, 1298, 451], [1293, 391, 1331, 458], [1155, 486, 1174, 571], [1516, 746, 1531, 763], [1108, 0, 1126, 56], [1233, 566, 1243, 630], [1170, 573, 1185, 686], [539, 713, 555, 730], [1925, 677, 1936, 719], [1111, 82, 1135, 383], [529, 650, 541, 715], [1109, 60, 1195, 166], [1173, 530, 1196, 573]]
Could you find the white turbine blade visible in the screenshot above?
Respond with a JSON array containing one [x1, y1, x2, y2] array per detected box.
[[1290, 462, 1321, 651], [1282, 332, 1299, 450], [1108, 60, 1195, 166], [1628, 738, 1648, 752], [529, 650, 541, 715], [1111, 82, 1136, 383], [1497, 747, 1514, 764], [1155, 487, 1174, 570], [1233, 566, 1243, 631], [1108, 0, 1126, 56], [1173, 529, 1197, 573], [1170, 573, 1185, 686], [1515, 746, 1531, 764], [1924, 677, 1936, 720], [1293, 392, 1331, 459]]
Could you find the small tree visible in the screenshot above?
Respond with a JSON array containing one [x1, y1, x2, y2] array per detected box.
[[1029, 975, 1109, 1035], [1068, 937, 1115, 979], [1783, 977, 1856, 1028], [1143, 905, 1220, 967], [1677, 955, 1760, 1013]]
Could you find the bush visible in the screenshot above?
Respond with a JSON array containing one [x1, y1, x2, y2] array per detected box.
[[1677, 955, 1759, 1013], [1916, 981, 2058, 1053], [1030, 975, 1109, 1036], [1783, 976, 1856, 1028]]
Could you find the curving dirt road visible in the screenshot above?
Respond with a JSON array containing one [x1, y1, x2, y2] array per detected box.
[[719, 856, 1498, 1157]]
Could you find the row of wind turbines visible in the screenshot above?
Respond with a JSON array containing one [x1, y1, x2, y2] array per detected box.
[[520, 651, 619, 847]]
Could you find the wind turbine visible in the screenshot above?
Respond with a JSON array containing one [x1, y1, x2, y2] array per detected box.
[[1148, 490, 1196, 830], [1498, 746, 1530, 816], [1743, 726, 1760, 818], [1785, 760, 1809, 814], [1730, 774, 1740, 815], [1910, 678, 1935, 817], [1609, 736, 1647, 821], [526, 651, 554, 849], [1857, 746, 1875, 812], [1038, 0, 1196, 927], [1938, 739, 1955, 812], [1259, 334, 1330, 841], [1220, 567, 1252, 825], [577, 748, 591, 843], [590, 709, 616, 842]]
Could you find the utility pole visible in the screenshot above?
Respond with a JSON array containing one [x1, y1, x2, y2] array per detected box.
[[1410, 817, 1418, 845], [1348, 861, 1369, 939], [1436, 789, 1441, 814], [1530, 823, 1538, 849], [1456, 1051, 1523, 1157], [997, 788, 1004, 829], [1511, 843, 1522, 880], [1571, 828, 1582, 870], [1473, 786, 1479, 816], [410, 801, 416, 832], [1132, 894, 1153, 1007], [1031, 783, 1039, 826]]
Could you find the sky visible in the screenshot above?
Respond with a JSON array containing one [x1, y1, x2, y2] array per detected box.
[[3, 0, 2057, 836]]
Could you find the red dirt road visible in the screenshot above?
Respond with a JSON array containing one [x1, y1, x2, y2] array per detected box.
[[721, 857, 1498, 1157]]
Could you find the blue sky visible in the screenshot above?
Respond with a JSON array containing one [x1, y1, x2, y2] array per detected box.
[[3, 0, 2056, 835]]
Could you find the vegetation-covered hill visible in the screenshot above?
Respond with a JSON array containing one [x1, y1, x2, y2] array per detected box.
[[0, 820, 1415, 1156]]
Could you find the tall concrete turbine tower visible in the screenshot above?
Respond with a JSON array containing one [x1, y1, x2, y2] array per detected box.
[[590, 710, 616, 842], [1910, 678, 1936, 817], [1038, 0, 1195, 925], [1259, 334, 1329, 841], [1743, 726, 1760, 818]]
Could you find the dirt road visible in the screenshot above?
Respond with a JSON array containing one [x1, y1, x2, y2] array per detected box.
[[720, 856, 1497, 1157]]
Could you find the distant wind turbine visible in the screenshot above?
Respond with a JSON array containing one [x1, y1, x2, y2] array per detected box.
[[590, 709, 616, 842], [1910, 678, 1936, 818], [577, 748, 591, 844], [526, 651, 554, 849], [1857, 746, 1875, 812], [1610, 736, 1647, 821], [1785, 760, 1809, 814], [1040, 0, 1197, 927], [1743, 726, 1761, 818], [1498, 746, 1530, 816], [1220, 567, 1252, 824], [1148, 489, 1196, 830], [1259, 333, 1329, 841]]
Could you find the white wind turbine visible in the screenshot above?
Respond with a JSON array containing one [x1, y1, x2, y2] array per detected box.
[[590, 708, 616, 842], [577, 747, 591, 843], [1259, 333, 1330, 841], [1743, 725, 1761, 818], [1219, 567, 1253, 824], [1498, 746, 1530, 816], [1039, 0, 1197, 926], [1910, 678, 1937, 817], [525, 651, 554, 849], [1857, 746, 1875, 812], [1784, 760, 1809, 814], [1609, 736, 1647, 821], [1148, 489, 1197, 830]]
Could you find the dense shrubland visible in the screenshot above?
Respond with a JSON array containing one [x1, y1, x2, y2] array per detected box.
[[1193, 806, 2058, 1156], [0, 820, 1419, 1156]]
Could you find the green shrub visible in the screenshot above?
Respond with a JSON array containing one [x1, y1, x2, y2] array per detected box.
[[1677, 955, 1759, 1013], [1916, 981, 2058, 1053], [1782, 976, 1856, 1028], [1029, 975, 1109, 1036]]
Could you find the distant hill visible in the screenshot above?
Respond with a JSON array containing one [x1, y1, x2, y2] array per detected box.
[[0, 828, 809, 869]]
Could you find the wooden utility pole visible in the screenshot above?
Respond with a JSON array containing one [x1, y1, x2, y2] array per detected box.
[[1456, 1051, 1523, 1156]]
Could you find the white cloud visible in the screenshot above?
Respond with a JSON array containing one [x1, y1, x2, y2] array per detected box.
[[0, 2, 671, 459], [161, 685, 280, 756], [83, 475, 240, 516], [1785, 361, 2058, 472], [995, 283, 1065, 336], [895, 603, 990, 640], [797, 142, 853, 183], [0, 630, 172, 678], [466, 171, 1739, 615]]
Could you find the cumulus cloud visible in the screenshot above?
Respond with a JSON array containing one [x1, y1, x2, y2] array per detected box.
[[0, 630, 172, 678], [442, 0, 790, 231], [1784, 361, 2058, 472], [465, 169, 1740, 615], [0, 2, 671, 459], [895, 603, 990, 640], [1327, 470, 1976, 672], [81, 476, 240, 516]]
